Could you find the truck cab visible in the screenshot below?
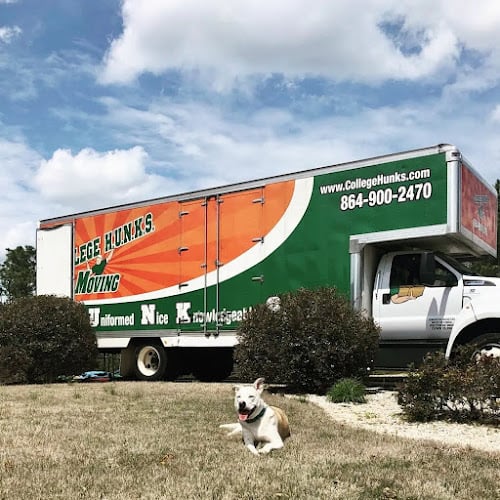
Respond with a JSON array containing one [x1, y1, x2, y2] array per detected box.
[[369, 250, 500, 368]]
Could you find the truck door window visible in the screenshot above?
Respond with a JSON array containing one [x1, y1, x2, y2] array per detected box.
[[389, 254, 423, 304], [390, 255, 421, 288], [389, 255, 457, 302]]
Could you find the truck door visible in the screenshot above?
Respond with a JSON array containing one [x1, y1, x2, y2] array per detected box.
[[36, 224, 73, 297], [177, 189, 265, 335], [212, 187, 265, 334], [373, 253, 463, 341], [177, 198, 207, 333]]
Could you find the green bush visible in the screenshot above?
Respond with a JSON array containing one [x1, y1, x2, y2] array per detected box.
[[327, 378, 366, 403], [398, 347, 500, 423], [234, 287, 380, 394], [0, 295, 98, 384], [0, 345, 31, 384]]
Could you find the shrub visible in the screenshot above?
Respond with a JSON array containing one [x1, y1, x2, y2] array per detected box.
[[398, 347, 500, 423], [234, 287, 380, 394], [0, 345, 31, 384], [0, 295, 98, 384], [327, 378, 366, 403]]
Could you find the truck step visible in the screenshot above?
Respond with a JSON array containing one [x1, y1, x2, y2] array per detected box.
[[367, 373, 407, 391]]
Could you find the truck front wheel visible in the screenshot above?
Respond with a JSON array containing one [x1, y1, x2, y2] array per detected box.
[[134, 342, 167, 381], [472, 333, 500, 359]]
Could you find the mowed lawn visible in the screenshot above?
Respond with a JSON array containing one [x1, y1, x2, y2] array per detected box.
[[0, 382, 498, 500]]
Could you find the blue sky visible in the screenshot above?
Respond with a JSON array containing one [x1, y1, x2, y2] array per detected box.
[[1, 0, 500, 260]]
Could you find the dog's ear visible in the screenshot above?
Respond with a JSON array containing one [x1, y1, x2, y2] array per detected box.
[[253, 377, 265, 393], [232, 384, 242, 393]]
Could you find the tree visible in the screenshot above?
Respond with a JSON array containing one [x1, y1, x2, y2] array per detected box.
[[0, 246, 36, 301]]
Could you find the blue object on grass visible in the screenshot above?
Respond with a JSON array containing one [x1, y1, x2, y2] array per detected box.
[[73, 371, 112, 382]]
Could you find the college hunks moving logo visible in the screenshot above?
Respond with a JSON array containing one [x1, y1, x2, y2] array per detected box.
[[74, 212, 154, 297]]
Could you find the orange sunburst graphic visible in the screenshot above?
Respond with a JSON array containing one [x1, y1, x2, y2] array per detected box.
[[73, 180, 295, 301]]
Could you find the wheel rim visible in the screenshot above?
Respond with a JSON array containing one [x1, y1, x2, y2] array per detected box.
[[477, 343, 500, 359], [474, 341, 500, 361], [137, 346, 161, 377]]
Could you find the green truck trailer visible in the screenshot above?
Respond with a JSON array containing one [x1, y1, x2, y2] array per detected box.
[[36, 144, 499, 380]]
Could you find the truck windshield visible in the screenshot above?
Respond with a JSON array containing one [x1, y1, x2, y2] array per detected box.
[[436, 253, 478, 276]]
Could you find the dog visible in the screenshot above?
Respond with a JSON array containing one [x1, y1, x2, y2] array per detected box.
[[219, 377, 290, 455]]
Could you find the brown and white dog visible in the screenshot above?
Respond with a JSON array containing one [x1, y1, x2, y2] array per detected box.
[[219, 377, 290, 455]]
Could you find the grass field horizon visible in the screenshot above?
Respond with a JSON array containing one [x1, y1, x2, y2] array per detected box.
[[0, 381, 498, 499]]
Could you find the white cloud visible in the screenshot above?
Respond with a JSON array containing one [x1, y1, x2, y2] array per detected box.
[[0, 137, 40, 193], [0, 140, 178, 258], [490, 105, 500, 123], [74, 93, 500, 190], [389, 0, 500, 52], [99, 0, 452, 85], [99, 0, 500, 87], [85, 97, 422, 187], [0, 25, 21, 44], [0, 138, 43, 259], [33, 146, 167, 209]]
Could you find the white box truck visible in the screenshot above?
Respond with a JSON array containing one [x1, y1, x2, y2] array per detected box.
[[36, 144, 499, 380]]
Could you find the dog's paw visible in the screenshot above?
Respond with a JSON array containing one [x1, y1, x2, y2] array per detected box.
[[219, 423, 242, 437]]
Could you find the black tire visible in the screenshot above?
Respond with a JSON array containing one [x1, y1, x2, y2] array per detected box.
[[134, 342, 167, 381], [471, 333, 500, 359], [191, 348, 234, 382], [119, 346, 136, 379]]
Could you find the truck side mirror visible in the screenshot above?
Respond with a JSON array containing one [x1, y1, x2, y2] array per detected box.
[[420, 252, 436, 285]]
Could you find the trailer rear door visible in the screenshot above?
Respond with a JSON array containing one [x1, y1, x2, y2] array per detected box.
[[36, 224, 73, 297]]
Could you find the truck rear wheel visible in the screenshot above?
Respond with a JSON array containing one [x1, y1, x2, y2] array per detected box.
[[134, 342, 167, 381]]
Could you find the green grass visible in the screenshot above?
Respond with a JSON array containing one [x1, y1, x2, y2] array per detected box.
[[326, 378, 366, 403], [0, 382, 498, 499]]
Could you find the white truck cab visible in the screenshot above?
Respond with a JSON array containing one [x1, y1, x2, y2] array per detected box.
[[370, 250, 500, 367]]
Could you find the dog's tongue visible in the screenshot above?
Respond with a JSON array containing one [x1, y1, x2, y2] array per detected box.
[[238, 412, 249, 422]]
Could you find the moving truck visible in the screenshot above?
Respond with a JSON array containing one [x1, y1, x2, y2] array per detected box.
[[36, 144, 499, 380]]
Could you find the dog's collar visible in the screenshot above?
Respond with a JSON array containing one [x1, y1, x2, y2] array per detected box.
[[245, 406, 267, 424]]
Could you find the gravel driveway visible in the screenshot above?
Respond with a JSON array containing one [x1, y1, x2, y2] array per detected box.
[[306, 391, 500, 454]]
